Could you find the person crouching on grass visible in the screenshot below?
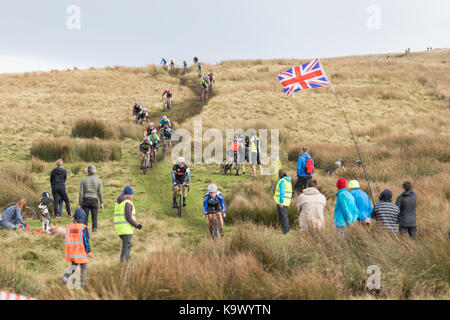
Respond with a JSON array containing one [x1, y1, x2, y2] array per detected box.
[[61, 208, 92, 288]]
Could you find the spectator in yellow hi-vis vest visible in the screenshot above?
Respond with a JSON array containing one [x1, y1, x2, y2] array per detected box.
[[114, 186, 142, 263], [273, 169, 292, 235]]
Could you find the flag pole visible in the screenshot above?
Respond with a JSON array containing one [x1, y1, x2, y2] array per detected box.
[[328, 81, 375, 205]]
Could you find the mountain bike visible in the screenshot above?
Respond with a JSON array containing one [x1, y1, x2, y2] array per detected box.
[[162, 135, 170, 153], [141, 151, 150, 175], [0, 202, 38, 221], [183, 65, 187, 74], [170, 63, 175, 71], [206, 209, 220, 239], [149, 145, 156, 168], [174, 184, 189, 217], [164, 97, 172, 110], [201, 87, 208, 101]]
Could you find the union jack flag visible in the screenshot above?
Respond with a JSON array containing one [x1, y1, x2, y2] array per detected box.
[[278, 58, 330, 96]]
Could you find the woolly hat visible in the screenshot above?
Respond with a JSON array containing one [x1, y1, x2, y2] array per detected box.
[[348, 180, 360, 189], [336, 178, 347, 190], [124, 186, 134, 195]]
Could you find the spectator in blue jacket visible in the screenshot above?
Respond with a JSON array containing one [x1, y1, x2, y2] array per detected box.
[[348, 180, 373, 225], [334, 178, 358, 236], [0, 200, 27, 230], [294, 147, 314, 193]]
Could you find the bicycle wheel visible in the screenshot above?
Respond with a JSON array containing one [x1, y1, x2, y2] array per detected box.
[[219, 160, 226, 174], [143, 156, 147, 175], [177, 191, 182, 217], [211, 218, 218, 239]]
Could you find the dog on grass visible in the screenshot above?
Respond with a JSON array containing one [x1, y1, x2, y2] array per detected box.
[[38, 192, 53, 233]]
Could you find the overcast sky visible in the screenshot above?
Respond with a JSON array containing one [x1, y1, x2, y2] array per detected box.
[[0, 0, 449, 73]]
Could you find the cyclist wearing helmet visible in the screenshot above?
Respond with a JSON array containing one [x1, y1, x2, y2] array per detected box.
[[149, 129, 160, 157], [182, 60, 188, 72], [197, 62, 202, 78], [160, 58, 167, 69], [200, 79, 209, 100], [170, 59, 175, 70], [139, 136, 152, 168], [145, 122, 156, 136], [159, 115, 172, 129], [133, 102, 140, 116], [193, 56, 199, 64], [161, 125, 173, 148], [208, 72, 215, 90], [172, 157, 190, 208], [203, 184, 226, 237], [162, 87, 173, 106]]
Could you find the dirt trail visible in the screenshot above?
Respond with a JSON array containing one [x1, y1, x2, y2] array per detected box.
[[148, 68, 216, 126]]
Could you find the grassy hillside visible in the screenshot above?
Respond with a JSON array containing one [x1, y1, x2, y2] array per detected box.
[[0, 49, 449, 299]]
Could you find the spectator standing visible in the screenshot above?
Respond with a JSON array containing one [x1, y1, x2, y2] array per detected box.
[[273, 169, 293, 235], [294, 147, 314, 193], [79, 164, 104, 232], [396, 181, 417, 240], [348, 180, 373, 225], [50, 159, 71, 218], [114, 186, 142, 263], [371, 189, 400, 233], [296, 179, 326, 230], [250, 130, 263, 176], [334, 178, 358, 236], [61, 208, 92, 288]]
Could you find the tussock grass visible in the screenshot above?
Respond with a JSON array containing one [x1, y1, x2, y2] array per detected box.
[[0, 164, 40, 206], [31, 156, 46, 173], [72, 119, 114, 140], [43, 222, 449, 300], [0, 255, 41, 298], [31, 138, 121, 162]]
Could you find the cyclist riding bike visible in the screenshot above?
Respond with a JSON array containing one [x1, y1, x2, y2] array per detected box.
[[208, 72, 215, 90], [160, 58, 167, 69], [141, 107, 149, 123], [145, 122, 156, 136], [182, 60, 188, 72], [193, 56, 199, 64], [170, 59, 175, 70], [149, 129, 160, 157], [203, 184, 226, 237], [139, 136, 152, 168], [160, 125, 173, 148], [133, 102, 140, 116], [197, 62, 202, 77], [200, 79, 209, 100], [161, 87, 173, 107], [159, 115, 172, 129], [172, 157, 190, 208]]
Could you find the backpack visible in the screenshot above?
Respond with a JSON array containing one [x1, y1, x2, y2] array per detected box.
[[305, 157, 314, 175]]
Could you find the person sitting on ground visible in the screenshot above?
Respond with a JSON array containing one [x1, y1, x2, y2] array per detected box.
[[203, 184, 226, 237], [61, 208, 92, 288], [396, 181, 417, 241], [348, 180, 373, 225], [371, 189, 400, 233], [295, 147, 314, 193], [0, 199, 28, 230], [334, 178, 358, 236], [296, 179, 327, 231]]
